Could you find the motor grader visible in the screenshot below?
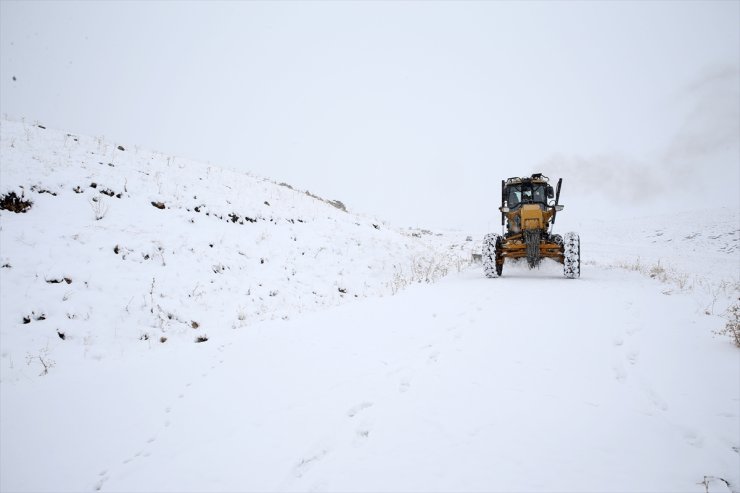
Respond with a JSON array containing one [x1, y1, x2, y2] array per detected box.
[[483, 173, 580, 279]]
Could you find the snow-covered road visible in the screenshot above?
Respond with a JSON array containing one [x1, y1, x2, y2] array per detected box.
[[3, 261, 737, 492]]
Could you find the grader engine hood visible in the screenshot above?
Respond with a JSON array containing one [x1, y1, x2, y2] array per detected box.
[[520, 205, 545, 230], [504, 205, 551, 233]]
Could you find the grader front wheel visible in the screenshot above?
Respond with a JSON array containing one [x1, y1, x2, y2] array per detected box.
[[563, 232, 580, 279], [483, 233, 503, 278]]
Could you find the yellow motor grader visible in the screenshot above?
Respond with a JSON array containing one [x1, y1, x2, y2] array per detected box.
[[483, 173, 580, 279]]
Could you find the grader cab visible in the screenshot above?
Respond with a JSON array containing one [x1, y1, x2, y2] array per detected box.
[[483, 173, 580, 279]]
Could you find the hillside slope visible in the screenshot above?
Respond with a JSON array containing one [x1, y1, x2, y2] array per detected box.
[[0, 119, 469, 377]]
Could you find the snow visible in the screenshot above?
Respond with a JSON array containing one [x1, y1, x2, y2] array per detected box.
[[1, 119, 738, 492]]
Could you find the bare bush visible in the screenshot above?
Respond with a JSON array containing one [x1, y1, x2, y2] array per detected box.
[[389, 252, 471, 294], [0, 191, 33, 213], [714, 302, 740, 347], [26, 347, 55, 376], [89, 196, 108, 220]]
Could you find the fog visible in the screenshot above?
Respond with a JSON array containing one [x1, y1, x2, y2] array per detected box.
[[1, 1, 737, 230]]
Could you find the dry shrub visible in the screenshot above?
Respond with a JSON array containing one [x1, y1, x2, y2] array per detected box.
[[715, 302, 740, 347], [0, 191, 32, 213]]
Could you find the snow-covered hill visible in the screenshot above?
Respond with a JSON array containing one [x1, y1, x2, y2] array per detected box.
[[584, 208, 739, 286], [1, 119, 738, 493], [0, 119, 470, 378]]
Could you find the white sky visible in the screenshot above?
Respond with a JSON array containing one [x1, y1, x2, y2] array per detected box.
[[1, 0, 738, 230]]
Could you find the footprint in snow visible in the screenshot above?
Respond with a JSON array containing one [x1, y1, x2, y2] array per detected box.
[[293, 449, 329, 478], [308, 479, 329, 492], [613, 363, 627, 382], [427, 351, 440, 364], [626, 349, 639, 365], [93, 475, 109, 491], [349, 425, 372, 448], [647, 388, 669, 412], [346, 401, 373, 418], [682, 429, 704, 448], [399, 378, 411, 393]]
